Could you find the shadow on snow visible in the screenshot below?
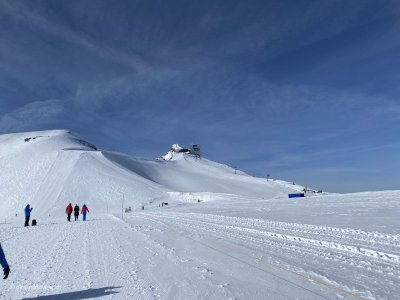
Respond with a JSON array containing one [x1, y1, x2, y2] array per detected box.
[[21, 286, 121, 300]]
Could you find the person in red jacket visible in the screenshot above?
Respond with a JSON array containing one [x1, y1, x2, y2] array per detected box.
[[81, 204, 89, 221], [66, 203, 73, 222]]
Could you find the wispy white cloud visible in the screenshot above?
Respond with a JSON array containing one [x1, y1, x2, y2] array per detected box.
[[0, 0, 148, 73], [375, 102, 400, 120], [0, 99, 66, 133]]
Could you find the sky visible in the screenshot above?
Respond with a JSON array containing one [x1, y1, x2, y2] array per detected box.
[[0, 0, 399, 193]]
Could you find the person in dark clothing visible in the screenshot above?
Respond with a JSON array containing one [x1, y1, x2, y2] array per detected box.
[[24, 204, 33, 227], [74, 204, 80, 221], [0, 243, 10, 279], [66, 203, 73, 222]]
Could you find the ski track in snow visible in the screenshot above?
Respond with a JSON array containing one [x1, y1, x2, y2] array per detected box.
[[134, 212, 400, 300], [0, 211, 399, 299], [0, 218, 164, 300]]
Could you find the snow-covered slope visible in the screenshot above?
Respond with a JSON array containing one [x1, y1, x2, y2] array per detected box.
[[1, 130, 399, 299], [0, 130, 167, 219], [103, 151, 303, 198], [0, 130, 301, 220]]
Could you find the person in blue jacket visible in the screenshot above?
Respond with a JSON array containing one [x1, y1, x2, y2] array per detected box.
[[0, 243, 10, 279], [24, 204, 33, 227]]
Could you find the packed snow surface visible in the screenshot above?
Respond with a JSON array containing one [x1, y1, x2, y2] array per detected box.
[[0, 130, 399, 299]]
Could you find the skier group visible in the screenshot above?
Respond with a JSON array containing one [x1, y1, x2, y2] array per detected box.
[[23, 203, 91, 225], [65, 203, 90, 222]]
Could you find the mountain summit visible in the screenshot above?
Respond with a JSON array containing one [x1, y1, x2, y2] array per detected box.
[[0, 130, 302, 219]]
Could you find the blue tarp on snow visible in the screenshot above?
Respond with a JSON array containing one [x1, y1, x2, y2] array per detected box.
[[288, 193, 305, 198]]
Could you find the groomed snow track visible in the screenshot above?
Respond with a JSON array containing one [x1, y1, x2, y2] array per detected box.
[[135, 212, 400, 300]]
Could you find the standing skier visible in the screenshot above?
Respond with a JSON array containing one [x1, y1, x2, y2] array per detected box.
[[0, 243, 10, 279], [81, 204, 90, 221], [74, 204, 80, 221], [66, 203, 73, 222], [24, 204, 33, 227]]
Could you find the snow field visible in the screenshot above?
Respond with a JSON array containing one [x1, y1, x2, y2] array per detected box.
[[0, 214, 330, 299], [135, 211, 400, 300], [1, 216, 165, 299], [1, 130, 399, 299], [1, 194, 400, 299]]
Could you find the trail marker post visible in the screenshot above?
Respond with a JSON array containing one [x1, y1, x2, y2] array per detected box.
[[121, 193, 125, 220]]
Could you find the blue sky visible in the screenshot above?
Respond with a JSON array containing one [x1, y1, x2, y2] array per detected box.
[[1, 0, 399, 193]]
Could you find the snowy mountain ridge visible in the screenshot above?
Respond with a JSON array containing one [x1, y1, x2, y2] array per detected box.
[[0, 129, 302, 220]]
